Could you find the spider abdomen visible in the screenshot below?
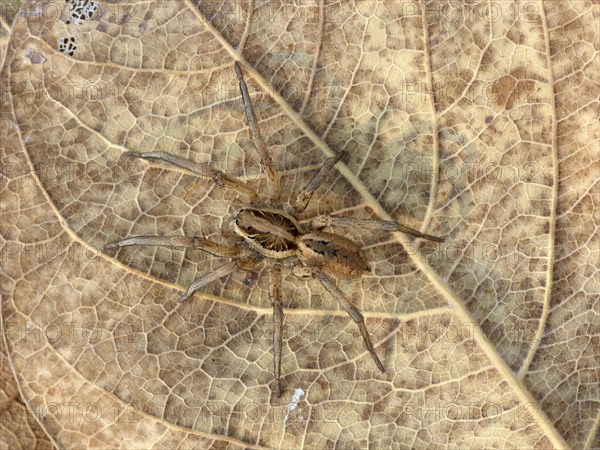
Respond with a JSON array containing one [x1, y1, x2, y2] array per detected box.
[[297, 231, 370, 278]]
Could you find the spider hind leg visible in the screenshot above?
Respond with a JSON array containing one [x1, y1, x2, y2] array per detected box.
[[269, 264, 284, 397], [311, 215, 444, 243], [315, 271, 385, 373]]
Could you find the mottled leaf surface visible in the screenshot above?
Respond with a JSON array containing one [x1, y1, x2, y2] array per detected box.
[[1, 1, 56, 449], [1, 1, 598, 448]]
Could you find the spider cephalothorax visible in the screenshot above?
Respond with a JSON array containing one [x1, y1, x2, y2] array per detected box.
[[104, 62, 443, 398], [233, 207, 300, 258]]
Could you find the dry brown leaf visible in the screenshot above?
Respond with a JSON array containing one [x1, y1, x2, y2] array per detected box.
[[1, 333, 55, 450], [1, 1, 56, 449], [1, 0, 598, 448]]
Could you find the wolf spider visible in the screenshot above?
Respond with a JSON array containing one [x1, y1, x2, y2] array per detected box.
[[104, 62, 443, 398]]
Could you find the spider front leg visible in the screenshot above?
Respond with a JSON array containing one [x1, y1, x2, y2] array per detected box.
[[104, 235, 239, 256], [269, 264, 284, 398], [103, 235, 240, 301], [125, 151, 257, 203], [311, 215, 444, 243], [313, 270, 385, 373], [234, 62, 281, 203], [182, 250, 262, 307], [179, 261, 239, 302]]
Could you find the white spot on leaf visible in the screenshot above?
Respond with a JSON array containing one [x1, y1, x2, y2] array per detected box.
[[284, 387, 305, 422], [23, 47, 46, 64]]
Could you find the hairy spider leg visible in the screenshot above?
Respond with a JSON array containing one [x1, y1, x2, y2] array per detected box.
[[293, 154, 341, 213], [315, 271, 385, 373], [234, 62, 282, 203], [311, 215, 444, 243], [177, 249, 263, 302], [104, 235, 239, 256], [125, 151, 257, 203], [179, 261, 239, 302], [103, 236, 240, 301], [269, 264, 284, 397]]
